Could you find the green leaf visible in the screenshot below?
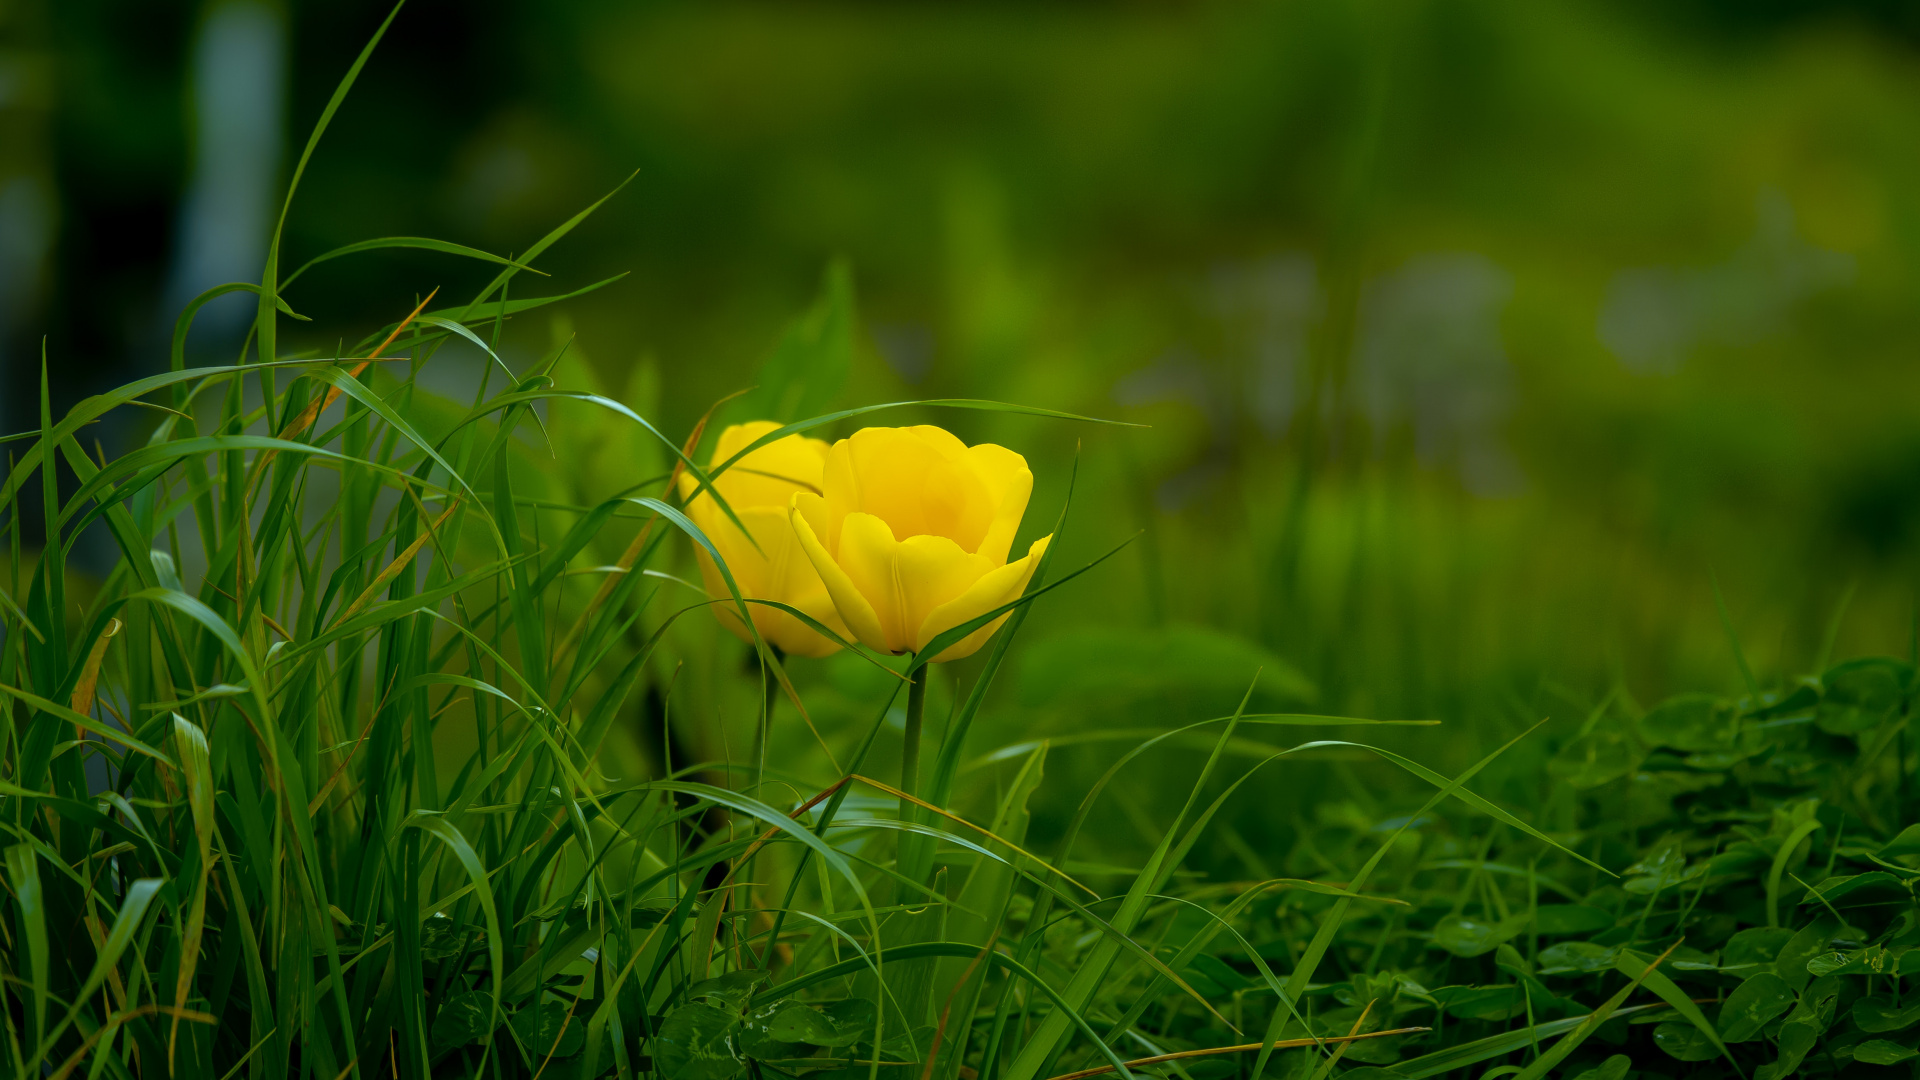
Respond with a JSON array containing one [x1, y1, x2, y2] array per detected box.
[[1775, 916, 1841, 992], [1654, 1021, 1720, 1061], [1757, 977, 1846, 1080], [1756, 1014, 1820, 1080], [1881, 823, 1920, 860], [1722, 927, 1794, 972], [1623, 842, 1700, 894], [687, 969, 769, 1007], [1547, 732, 1638, 789], [1428, 985, 1527, 1021], [1569, 1056, 1631, 1080], [1430, 914, 1530, 958], [764, 1003, 850, 1047], [655, 1003, 747, 1080], [1802, 871, 1909, 908], [511, 999, 586, 1059], [1639, 693, 1733, 751], [1816, 657, 1912, 734], [433, 991, 495, 1051], [1536, 941, 1621, 973], [1613, 949, 1741, 1076], [1852, 1039, 1920, 1066], [1717, 972, 1794, 1042], [1854, 994, 1920, 1034], [1804, 941, 1896, 976], [819, 999, 877, 1045]]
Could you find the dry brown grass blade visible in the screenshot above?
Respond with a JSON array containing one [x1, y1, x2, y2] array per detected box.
[[1041, 1024, 1431, 1080], [1313, 998, 1377, 1077], [50, 1005, 215, 1080], [69, 616, 121, 715], [725, 776, 853, 902], [245, 287, 441, 499], [285, 286, 439, 442], [333, 501, 461, 627], [923, 933, 999, 1080]]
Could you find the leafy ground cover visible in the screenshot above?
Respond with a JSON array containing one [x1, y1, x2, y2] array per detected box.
[[6, 10, 1920, 1080]]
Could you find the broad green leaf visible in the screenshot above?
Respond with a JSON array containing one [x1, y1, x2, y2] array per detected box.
[[1854, 994, 1920, 1033], [654, 1003, 746, 1080], [1570, 1057, 1631, 1080], [433, 991, 496, 1051], [1430, 914, 1530, 958], [1717, 972, 1794, 1041], [1853, 1039, 1920, 1066], [511, 1000, 586, 1060]]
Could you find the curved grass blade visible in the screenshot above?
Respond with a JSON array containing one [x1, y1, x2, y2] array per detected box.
[[279, 236, 545, 289], [407, 814, 507, 1035], [24, 878, 160, 1074], [1508, 941, 1685, 1080], [1612, 946, 1742, 1077]]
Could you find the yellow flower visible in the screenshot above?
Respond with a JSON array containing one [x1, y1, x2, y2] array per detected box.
[[789, 425, 1050, 662], [677, 421, 847, 657]]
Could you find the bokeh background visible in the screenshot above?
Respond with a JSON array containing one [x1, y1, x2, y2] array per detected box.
[[8, 0, 1920, 829]]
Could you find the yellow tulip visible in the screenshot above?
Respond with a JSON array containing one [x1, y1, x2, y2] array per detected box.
[[677, 421, 847, 657], [789, 425, 1050, 662]]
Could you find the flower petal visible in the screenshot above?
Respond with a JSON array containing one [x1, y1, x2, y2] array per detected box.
[[831, 511, 916, 652], [792, 493, 887, 652], [689, 546, 753, 645], [893, 534, 995, 644], [684, 420, 830, 512], [916, 534, 1052, 662], [838, 427, 994, 553], [760, 510, 846, 656], [960, 443, 1032, 564]]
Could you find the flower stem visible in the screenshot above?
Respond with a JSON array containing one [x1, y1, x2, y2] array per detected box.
[[897, 663, 932, 894], [901, 664, 928, 802]]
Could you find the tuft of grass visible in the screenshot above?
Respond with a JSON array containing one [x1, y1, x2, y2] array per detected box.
[[0, 12, 1460, 1080]]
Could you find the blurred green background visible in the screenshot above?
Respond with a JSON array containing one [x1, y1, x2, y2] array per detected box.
[[8, 0, 1920, 830]]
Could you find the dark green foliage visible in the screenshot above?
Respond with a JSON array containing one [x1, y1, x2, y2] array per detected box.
[[1210, 658, 1920, 1080]]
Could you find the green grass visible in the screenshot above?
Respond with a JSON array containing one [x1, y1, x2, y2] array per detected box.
[[7, 10, 1920, 1080]]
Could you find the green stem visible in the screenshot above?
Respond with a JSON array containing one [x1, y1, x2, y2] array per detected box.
[[902, 665, 928, 805]]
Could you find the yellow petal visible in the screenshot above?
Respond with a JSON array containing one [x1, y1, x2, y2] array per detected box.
[[698, 499, 779, 591], [757, 512, 846, 657], [959, 443, 1032, 564], [916, 535, 1051, 662], [837, 427, 995, 554], [894, 534, 995, 643], [792, 493, 888, 652], [831, 511, 917, 652], [689, 546, 754, 645], [681, 420, 830, 514]]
